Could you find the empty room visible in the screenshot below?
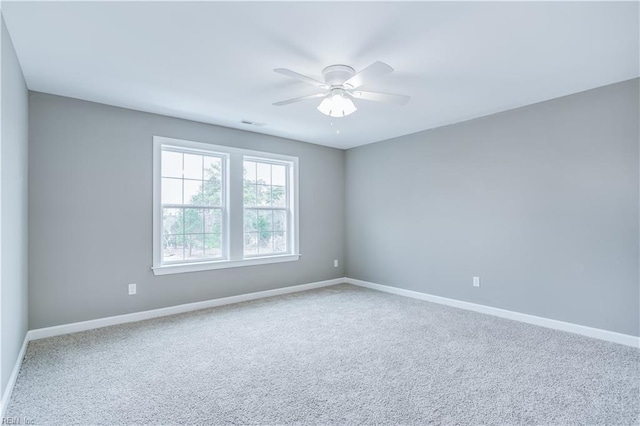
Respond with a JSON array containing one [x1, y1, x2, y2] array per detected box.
[[1, 0, 638, 424]]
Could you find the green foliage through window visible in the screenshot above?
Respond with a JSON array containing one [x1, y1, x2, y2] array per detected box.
[[161, 152, 223, 261], [243, 160, 288, 256]]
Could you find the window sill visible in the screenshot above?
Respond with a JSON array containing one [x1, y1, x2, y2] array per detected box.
[[151, 254, 301, 276]]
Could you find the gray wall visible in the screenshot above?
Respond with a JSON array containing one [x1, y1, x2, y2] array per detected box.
[[1, 15, 29, 396], [29, 93, 345, 329], [346, 78, 640, 336], [27, 78, 640, 337]]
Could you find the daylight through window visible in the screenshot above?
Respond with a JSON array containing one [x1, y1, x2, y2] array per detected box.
[[161, 150, 225, 263], [243, 159, 290, 256], [152, 136, 299, 275]]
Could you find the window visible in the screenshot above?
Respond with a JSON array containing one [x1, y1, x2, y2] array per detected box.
[[153, 136, 299, 275], [243, 159, 290, 256], [160, 150, 225, 263]]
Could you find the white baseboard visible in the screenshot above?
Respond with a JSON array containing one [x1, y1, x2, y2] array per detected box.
[[0, 333, 29, 419], [28, 278, 345, 341], [346, 277, 640, 348]]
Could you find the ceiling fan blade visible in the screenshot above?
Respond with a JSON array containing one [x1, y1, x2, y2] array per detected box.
[[343, 61, 394, 89], [349, 90, 411, 105], [273, 93, 326, 106], [274, 68, 328, 88]]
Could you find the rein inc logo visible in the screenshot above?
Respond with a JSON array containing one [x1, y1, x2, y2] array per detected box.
[[2, 418, 34, 425]]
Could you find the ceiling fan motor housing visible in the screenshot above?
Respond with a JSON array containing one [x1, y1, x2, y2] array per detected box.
[[322, 65, 355, 87]]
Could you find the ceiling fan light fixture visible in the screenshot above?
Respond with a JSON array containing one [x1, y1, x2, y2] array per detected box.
[[274, 61, 409, 117], [317, 93, 357, 118]]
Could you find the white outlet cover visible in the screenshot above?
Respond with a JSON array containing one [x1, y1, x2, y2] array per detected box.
[[473, 277, 480, 287], [128, 283, 137, 295]]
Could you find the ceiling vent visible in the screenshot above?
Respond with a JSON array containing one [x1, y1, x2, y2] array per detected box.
[[240, 120, 266, 127]]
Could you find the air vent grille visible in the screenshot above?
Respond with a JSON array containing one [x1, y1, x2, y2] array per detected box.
[[240, 120, 266, 127]]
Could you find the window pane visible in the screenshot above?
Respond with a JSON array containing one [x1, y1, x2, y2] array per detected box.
[[272, 186, 286, 207], [258, 232, 273, 254], [184, 180, 203, 205], [273, 210, 286, 232], [257, 185, 271, 206], [244, 183, 257, 206], [184, 234, 205, 260], [256, 162, 271, 185], [162, 178, 183, 204], [204, 209, 222, 234], [205, 234, 222, 258], [244, 232, 258, 255], [272, 164, 286, 186], [163, 208, 183, 235], [258, 210, 272, 231], [162, 151, 182, 178], [203, 182, 221, 206], [162, 234, 184, 262], [184, 208, 204, 234], [204, 156, 222, 183], [273, 232, 287, 253], [243, 161, 256, 183], [244, 209, 257, 233], [184, 154, 203, 180]]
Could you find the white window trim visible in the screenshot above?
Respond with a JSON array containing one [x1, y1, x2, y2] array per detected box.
[[152, 136, 300, 275]]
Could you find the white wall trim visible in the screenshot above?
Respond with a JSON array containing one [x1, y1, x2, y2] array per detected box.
[[0, 333, 28, 419], [346, 277, 640, 348], [28, 278, 344, 341], [151, 254, 301, 276]]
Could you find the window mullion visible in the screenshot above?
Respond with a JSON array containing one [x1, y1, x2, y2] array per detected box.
[[228, 153, 244, 261]]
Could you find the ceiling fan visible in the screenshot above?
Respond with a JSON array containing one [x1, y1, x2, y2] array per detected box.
[[273, 61, 410, 118]]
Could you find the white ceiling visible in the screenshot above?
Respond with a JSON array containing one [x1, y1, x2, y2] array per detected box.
[[3, 1, 639, 149]]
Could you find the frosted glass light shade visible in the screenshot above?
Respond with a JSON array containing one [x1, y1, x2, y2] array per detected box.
[[317, 94, 357, 117]]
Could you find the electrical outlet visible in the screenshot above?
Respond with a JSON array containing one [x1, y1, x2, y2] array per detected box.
[[334, 259, 339, 268], [128, 283, 137, 295], [473, 277, 480, 287]]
